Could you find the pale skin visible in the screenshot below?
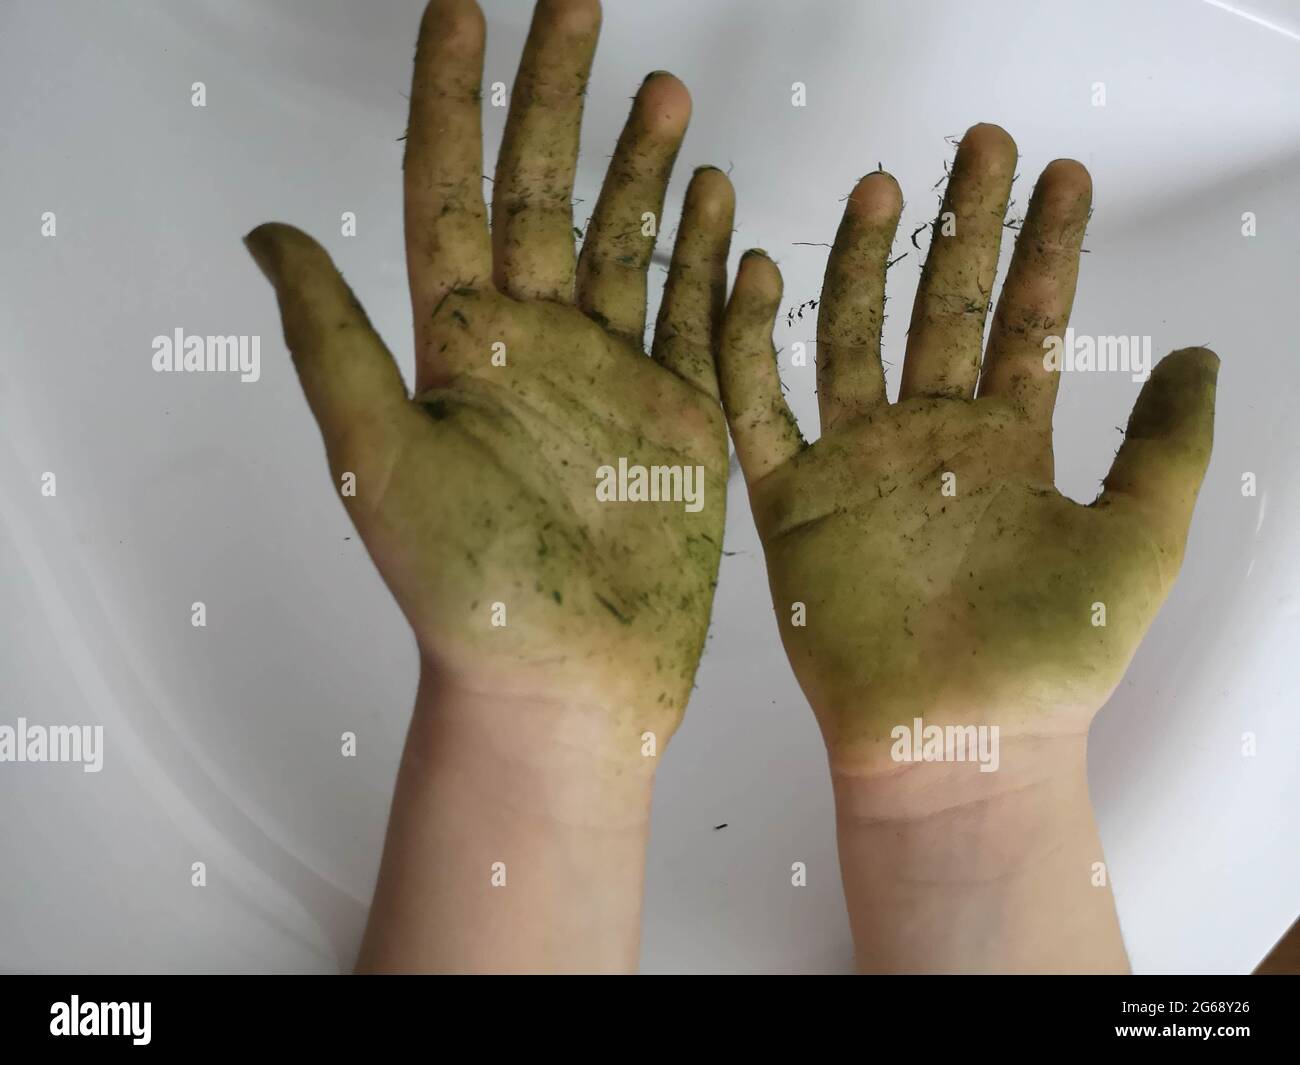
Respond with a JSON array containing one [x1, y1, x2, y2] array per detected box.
[[247, 0, 733, 972], [247, 2, 1218, 973], [718, 125, 1218, 972]]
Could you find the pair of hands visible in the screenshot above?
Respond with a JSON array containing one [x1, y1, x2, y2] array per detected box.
[[248, 0, 1214, 862]]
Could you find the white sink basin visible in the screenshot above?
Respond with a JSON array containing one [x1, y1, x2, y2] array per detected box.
[[1, 0, 1296, 973]]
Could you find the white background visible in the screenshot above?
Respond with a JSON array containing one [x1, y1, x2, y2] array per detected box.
[[1, 0, 1297, 973]]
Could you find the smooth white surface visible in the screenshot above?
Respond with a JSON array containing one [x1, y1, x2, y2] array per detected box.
[[1, 0, 1297, 973]]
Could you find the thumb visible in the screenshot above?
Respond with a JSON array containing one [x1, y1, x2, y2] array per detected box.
[[1097, 346, 1219, 562], [245, 222, 411, 475]]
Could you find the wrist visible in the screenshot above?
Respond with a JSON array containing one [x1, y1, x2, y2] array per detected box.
[[829, 728, 1129, 973], [408, 663, 659, 831], [355, 664, 657, 973], [830, 727, 1089, 823]]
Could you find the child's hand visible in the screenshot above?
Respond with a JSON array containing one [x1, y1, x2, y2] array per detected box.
[[247, 0, 733, 756], [718, 124, 1217, 766]]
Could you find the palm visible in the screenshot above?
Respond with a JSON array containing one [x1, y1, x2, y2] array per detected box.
[[363, 292, 726, 718], [754, 395, 1164, 745], [719, 126, 1216, 758], [247, 1, 736, 729]]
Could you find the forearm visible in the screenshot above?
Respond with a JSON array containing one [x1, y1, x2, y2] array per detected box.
[[830, 731, 1129, 974], [355, 666, 656, 974]]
